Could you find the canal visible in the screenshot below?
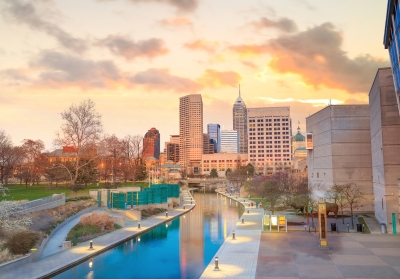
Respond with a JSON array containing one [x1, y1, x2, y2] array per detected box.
[[52, 191, 244, 279]]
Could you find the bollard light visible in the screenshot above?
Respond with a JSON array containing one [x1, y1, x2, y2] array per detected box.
[[347, 223, 349, 233], [214, 257, 219, 271], [138, 221, 141, 229], [89, 258, 93, 268], [232, 230, 236, 240], [242, 218, 244, 224], [166, 212, 168, 217], [89, 240, 93, 249]]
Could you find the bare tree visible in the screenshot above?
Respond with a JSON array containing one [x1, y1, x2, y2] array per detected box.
[[251, 174, 284, 214], [21, 139, 45, 187], [120, 135, 146, 186], [343, 182, 365, 229], [54, 99, 103, 189], [99, 135, 123, 186], [0, 132, 24, 185], [327, 183, 348, 224]]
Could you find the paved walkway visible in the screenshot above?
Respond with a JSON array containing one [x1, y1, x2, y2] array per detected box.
[[200, 190, 264, 279], [256, 232, 400, 279], [40, 208, 106, 258], [1, 189, 195, 279], [200, 190, 397, 279]]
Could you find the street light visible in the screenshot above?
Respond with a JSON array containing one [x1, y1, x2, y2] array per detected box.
[[214, 257, 219, 271]]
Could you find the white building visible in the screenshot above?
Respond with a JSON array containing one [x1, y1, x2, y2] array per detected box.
[[202, 153, 248, 177], [220, 130, 238, 153], [247, 107, 292, 175]]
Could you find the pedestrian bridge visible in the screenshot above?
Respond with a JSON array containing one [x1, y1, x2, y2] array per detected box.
[[187, 178, 227, 187]]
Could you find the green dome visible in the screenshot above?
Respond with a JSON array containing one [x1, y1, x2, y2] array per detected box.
[[292, 126, 305, 142]]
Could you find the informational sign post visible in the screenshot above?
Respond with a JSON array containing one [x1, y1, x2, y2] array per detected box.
[[263, 215, 287, 232], [318, 202, 329, 249]]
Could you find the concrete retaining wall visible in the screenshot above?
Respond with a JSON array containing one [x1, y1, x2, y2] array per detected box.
[[20, 193, 66, 214]]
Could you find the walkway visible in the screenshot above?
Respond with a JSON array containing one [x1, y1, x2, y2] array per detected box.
[[1, 189, 195, 279], [200, 191, 400, 279], [200, 191, 264, 279], [256, 232, 400, 279], [40, 208, 106, 258]]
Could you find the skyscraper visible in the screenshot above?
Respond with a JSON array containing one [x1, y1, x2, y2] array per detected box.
[[179, 94, 203, 173], [203, 134, 215, 154], [247, 107, 291, 175], [233, 86, 247, 153], [207, 124, 221, 153], [166, 135, 179, 163], [143, 127, 160, 159], [220, 130, 239, 153]]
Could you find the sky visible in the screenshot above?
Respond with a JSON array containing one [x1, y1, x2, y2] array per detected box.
[[0, 0, 391, 151]]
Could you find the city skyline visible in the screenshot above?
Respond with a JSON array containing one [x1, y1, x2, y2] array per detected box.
[[0, 0, 390, 150]]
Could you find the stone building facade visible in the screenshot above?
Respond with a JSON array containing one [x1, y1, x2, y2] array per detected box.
[[306, 105, 374, 213]]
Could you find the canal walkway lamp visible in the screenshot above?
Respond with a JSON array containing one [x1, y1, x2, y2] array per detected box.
[[138, 221, 141, 229], [232, 230, 236, 240], [89, 240, 93, 250], [214, 257, 219, 271]]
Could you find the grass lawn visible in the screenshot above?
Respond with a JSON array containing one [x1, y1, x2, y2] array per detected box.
[[0, 181, 149, 201], [357, 217, 371, 234]]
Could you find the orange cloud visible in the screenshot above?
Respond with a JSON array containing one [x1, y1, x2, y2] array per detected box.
[[197, 69, 241, 88], [183, 39, 220, 54], [228, 23, 390, 93], [227, 44, 267, 57], [159, 17, 193, 28]]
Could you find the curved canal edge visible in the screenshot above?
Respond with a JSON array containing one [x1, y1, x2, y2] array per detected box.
[[199, 190, 264, 279], [0, 189, 196, 279]]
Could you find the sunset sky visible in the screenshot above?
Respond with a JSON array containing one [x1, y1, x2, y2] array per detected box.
[[0, 0, 391, 151]]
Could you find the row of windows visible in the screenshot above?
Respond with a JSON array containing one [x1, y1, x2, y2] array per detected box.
[[249, 118, 289, 123]]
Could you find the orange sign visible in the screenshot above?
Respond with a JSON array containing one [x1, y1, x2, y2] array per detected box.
[[306, 133, 313, 150]]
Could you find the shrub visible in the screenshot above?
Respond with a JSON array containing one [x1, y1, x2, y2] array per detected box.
[[141, 208, 167, 219], [80, 212, 114, 230], [5, 231, 39, 255], [67, 223, 102, 245], [0, 248, 15, 264], [66, 196, 93, 202]]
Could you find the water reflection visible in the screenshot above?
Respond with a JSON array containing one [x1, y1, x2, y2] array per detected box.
[[52, 192, 243, 279]]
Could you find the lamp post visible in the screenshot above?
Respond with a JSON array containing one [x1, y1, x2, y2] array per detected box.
[[214, 257, 219, 271]]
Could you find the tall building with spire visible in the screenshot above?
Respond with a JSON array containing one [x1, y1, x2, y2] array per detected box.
[[233, 85, 247, 153]]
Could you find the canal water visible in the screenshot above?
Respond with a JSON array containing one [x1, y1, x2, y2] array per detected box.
[[52, 192, 244, 279]]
